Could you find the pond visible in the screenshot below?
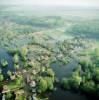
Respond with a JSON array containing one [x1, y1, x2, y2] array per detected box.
[[0, 49, 15, 79]]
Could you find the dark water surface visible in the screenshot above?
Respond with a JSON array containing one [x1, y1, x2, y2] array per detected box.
[[51, 60, 78, 79], [50, 60, 88, 100], [0, 49, 14, 78], [49, 88, 87, 100]]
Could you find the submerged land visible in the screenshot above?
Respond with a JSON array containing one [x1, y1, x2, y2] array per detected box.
[[0, 5, 99, 100]]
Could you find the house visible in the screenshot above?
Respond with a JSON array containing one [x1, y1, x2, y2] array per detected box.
[[30, 81, 36, 94], [30, 81, 36, 88], [2, 85, 10, 94], [10, 75, 16, 80], [32, 70, 37, 75], [15, 90, 24, 100]]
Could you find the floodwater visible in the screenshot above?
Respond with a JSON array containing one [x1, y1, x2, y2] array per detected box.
[[49, 88, 87, 100], [50, 60, 88, 100], [51, 59, 78, 79], [0, 49, 14, 79]]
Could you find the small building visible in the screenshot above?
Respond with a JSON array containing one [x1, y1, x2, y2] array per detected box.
[[32, 70, 37, 75], [22, 69, 27, 73], [2, 85, 10, 94], [29, 81, 36, 88], [29, 81, 36, 94], [15, 90, 25, 100], [10, 75, 16, 80]]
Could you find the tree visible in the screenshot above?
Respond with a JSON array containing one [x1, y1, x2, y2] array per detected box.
[[93, 67, 99, 82], [38, 78, 47, 93], [0, 73, 4, 82], [7, 70, 12, 76], [45, 77, 54, 90], [14, 64, 19, 69], [1, 59, 8, 67], [95, 48, 99, 57], [21, 47, 28, 56], [84, 72, 92, 80], [16, 76, 22, 85], [96, 84, 99, 96], [73, 65, 81, 76], [13, 54, 19, 64], [5, 92, 12, 100], [70, 74, 82, 89], [81, 81, 96, 93], [79, 59, 90, 71], [20, 47, 28, 61], [46, 68, 55, 77]]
